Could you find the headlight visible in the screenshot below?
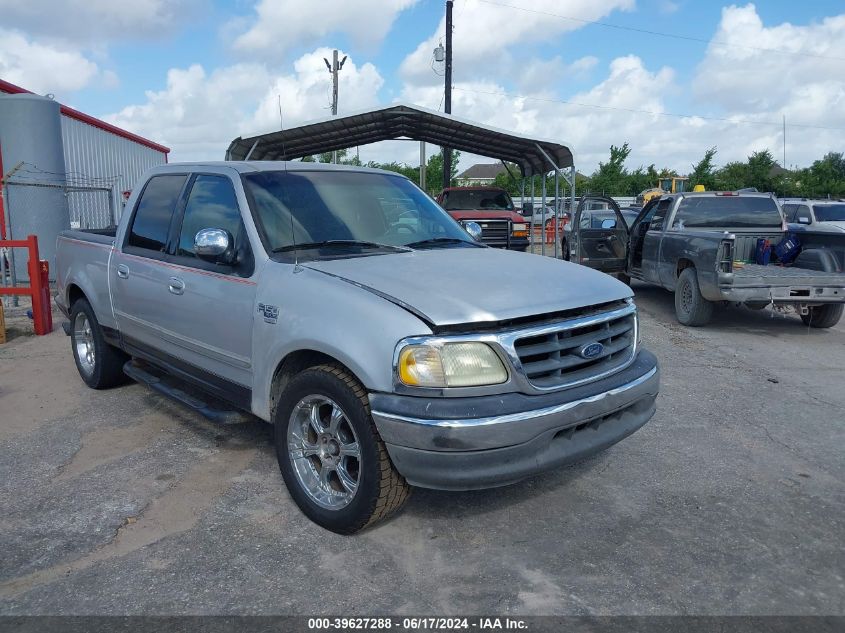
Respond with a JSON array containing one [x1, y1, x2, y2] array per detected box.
[[398, 342, 508, 387]]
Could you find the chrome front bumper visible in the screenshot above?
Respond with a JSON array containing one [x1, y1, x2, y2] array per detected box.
[[369, 350, 660, 490]]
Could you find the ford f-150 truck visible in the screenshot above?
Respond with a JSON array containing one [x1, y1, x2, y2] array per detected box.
[[56, 162, 660, 533], [569, 192, 845, 327], [435, 186, 529, 250]]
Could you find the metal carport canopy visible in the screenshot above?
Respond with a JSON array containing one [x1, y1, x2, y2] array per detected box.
[[225, 103, 573, 177]]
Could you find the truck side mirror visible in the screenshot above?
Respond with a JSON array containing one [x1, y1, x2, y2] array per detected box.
[[195, 228, 236, 265], [797, 216, 811, 225], [462, 221, 483, 241], [601, 218, 617, 229]]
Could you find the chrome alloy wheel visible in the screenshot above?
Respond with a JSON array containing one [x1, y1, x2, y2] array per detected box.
[[287, 395, 361, 510], [73, 311, 96, 377]]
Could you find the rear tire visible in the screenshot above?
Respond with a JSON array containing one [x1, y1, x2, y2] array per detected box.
[[69, 298, 129, 389], [675, 267, 713, 326], [801, 304, 843, 328], [274, 363, 410, 534]]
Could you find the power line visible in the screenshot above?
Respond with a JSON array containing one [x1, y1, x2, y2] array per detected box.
[[475, 0, 845, 63], [452, 86, 845, 131]]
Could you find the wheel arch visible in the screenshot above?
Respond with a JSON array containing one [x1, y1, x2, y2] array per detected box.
[[269, 349, 366, 422]]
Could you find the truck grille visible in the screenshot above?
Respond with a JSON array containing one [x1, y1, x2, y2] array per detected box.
[[478, 219, 511, 248], [512, 307, 636, 389]]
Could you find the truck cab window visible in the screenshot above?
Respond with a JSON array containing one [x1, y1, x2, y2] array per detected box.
[[127, 175, 187, 252], [648, 199, 671, 232], [177, 175, 245, 258]]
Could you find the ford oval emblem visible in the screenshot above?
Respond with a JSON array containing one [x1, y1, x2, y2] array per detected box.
[[580, 342, 604, 359]]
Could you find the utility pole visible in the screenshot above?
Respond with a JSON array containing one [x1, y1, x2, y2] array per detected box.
[[783, 115, 787, 169], [324, 49, 347, 163], [442, 0, 453, 189]]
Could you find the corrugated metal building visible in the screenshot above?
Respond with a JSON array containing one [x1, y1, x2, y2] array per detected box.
[[0, 78, 169, 279]]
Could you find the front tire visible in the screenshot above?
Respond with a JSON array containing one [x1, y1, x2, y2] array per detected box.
[[675, 267, 713, 326], [801, 304, 844, 328], [69, 298, 129, 389], [274, 363, 410, 534]]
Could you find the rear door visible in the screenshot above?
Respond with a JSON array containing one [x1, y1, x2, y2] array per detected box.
[[111, 173, 189, 352], [571, 196, 629, 273]]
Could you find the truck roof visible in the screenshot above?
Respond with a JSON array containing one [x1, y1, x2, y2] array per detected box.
[[150, 160, 410, 178]]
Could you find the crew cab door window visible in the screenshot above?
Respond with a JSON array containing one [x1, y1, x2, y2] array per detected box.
[[126, 175, 187, 253], [177, 176, 245, 255]]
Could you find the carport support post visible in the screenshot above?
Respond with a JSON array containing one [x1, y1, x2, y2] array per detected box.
[[570, 166, 576, 226], [419, 142, 426, 191], [529, 173, 535, 249], [541, 173, 547, 256], [554, 170, 560, 259]]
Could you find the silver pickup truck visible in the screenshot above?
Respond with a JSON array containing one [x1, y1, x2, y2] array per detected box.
[[570, 192, 845, 327], [56, 162, 660, 533]]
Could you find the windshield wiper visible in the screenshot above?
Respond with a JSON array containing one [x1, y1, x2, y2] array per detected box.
[[273, 240, 411, 253], [405, 237, 481, 249]]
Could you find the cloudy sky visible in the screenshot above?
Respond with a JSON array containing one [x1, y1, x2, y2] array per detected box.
[[1, 0, 843, 174]]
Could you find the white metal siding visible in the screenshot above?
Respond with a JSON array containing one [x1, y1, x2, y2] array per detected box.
[[60, 115, 166, 225]]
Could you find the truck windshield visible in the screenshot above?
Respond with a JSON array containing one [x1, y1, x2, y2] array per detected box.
[[814, 204, 845, 222], [242, 170, 474, 254], [672, 196, 784, 228], [441, 190, 514, 211]]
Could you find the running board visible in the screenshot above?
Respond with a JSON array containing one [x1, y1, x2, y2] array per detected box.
[[123, 361, 252, 425]]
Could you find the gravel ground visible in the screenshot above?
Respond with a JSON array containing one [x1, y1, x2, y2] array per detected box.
[[0, 282, 843, 616]]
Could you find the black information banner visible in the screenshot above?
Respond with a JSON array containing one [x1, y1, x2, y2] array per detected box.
[[0, 616, 842, 633]]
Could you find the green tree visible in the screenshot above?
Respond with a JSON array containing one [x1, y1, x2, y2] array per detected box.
[[589, 143, 632, 195], [689, 147, 718, 190], [424, 149, 461, 194], [493, 162, 521, 195], [714, 161, 750, 191]]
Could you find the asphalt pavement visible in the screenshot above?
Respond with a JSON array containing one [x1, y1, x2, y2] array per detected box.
[[0, 282, 843, 615]]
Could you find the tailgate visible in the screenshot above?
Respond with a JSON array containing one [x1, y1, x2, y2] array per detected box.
[[726, 264, 845, 303]]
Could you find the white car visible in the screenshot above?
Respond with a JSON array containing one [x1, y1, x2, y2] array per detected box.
[[781, 199, 845, 232]]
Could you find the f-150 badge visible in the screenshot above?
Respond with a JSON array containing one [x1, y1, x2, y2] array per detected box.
[[257, 303, 279, 324]]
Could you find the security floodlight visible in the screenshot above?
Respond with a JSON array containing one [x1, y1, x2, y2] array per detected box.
[[324, 58, 332, 72], [339, 56, 347, 69]]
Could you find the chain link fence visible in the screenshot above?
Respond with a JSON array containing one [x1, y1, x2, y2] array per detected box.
[[5, 180, 117, 230]]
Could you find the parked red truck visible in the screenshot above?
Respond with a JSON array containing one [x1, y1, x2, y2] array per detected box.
[[435, 186, 529, 251]]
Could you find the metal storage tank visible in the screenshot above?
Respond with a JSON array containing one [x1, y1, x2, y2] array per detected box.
[[0, 92, 70, 281]]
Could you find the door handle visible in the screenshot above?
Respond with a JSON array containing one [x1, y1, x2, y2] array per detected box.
[[116, 264, 129, 279], [168, 277, 185, 295]]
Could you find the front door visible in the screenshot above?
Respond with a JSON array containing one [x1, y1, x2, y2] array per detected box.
[[159, 173, 258, 394], [571, 195, 629, 273]]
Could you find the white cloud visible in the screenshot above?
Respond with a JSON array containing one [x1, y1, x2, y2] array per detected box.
[[399, 0, 634, 86], [692, 3, 845, 167], [0, 0, 197, 43], [0, 29, 100, 94], [105, 49, 384, 162], [231, 0, 418, 58]]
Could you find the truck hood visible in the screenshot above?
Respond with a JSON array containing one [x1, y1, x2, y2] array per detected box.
[[303, 248, 632, 327]]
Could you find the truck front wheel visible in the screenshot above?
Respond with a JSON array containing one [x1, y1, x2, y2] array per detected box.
[[675, 267, 713, 326], [69, 298, 129, 389], [274, 363, 410, 534], [801, 304, 844, 329]]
